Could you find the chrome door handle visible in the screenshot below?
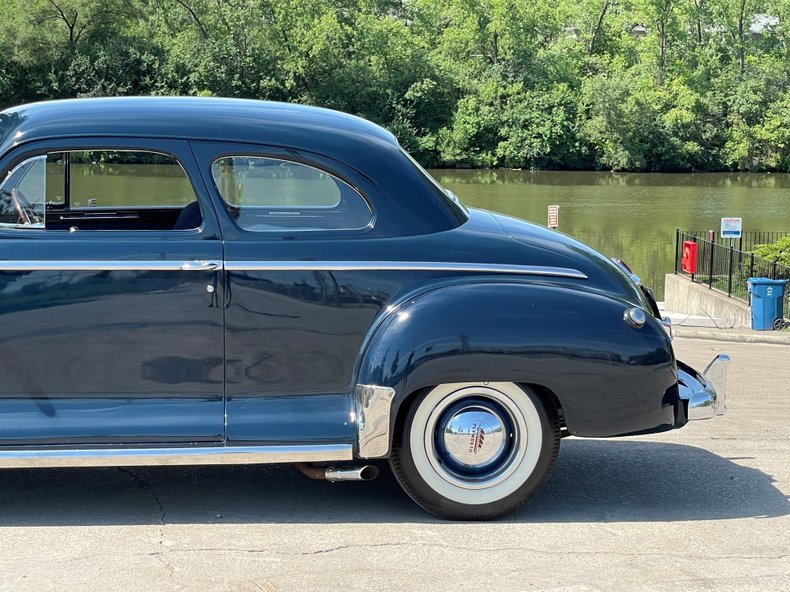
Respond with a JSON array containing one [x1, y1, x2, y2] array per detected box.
[[180, 260, 221, 271]]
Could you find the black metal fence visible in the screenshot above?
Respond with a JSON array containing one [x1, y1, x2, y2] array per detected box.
[[680, 229, 790, 252], [674, 230, 790, 314]]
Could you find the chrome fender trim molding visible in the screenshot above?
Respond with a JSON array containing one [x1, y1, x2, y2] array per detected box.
[[225, 261, 588, 279], [355, 384, 396, 458], [0, 444, 352, 468]]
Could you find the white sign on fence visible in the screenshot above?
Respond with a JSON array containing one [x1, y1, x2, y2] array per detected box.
[[720, 217, 742, 239], [548, 205, 560, 228]]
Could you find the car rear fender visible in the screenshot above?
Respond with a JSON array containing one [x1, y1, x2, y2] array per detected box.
[[355, 281, 678, 457]]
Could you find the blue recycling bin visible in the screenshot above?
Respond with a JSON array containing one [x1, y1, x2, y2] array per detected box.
[[747, 278, 788, 331]]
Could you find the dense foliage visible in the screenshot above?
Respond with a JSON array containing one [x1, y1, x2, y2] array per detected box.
[[1, 0, 790, 171], [754, 236, 790, 264]]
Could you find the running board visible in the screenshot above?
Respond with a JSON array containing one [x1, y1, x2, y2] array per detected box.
[[0, 444, 352, 469]]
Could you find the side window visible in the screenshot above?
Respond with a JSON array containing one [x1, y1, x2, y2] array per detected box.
[[211, 156, 372, 232], [0, 150, 201, 231], [69, 151, 195, 210]]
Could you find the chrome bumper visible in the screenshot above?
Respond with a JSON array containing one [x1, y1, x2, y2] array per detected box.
[[678, 354, 731, 420]]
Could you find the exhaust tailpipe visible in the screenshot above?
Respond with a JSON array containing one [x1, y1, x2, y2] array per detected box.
[[296, 463, 379, 482], [326, 465, 379, 482]]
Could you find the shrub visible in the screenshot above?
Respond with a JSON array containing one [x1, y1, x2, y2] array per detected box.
[[753, 237, 790, 266]]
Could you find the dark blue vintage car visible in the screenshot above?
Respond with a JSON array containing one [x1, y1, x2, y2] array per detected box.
[[0, 97, 729, 519]]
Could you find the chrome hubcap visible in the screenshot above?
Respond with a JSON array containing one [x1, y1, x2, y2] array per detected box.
[[441, 406, 507, 471], [425, 388, 525, 489]]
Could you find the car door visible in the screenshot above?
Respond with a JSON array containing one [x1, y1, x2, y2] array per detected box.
[[191, 141, 400, 447], [0, 138, 225, 445]]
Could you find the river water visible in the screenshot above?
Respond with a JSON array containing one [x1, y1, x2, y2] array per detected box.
[[430, 170, 790, 299]]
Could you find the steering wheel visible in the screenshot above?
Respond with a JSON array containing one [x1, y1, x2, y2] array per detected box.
[[10, 188, 34, 225]]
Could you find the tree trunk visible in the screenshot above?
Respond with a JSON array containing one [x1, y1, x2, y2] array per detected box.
[[692, 0, 705, 46], [588, 0, 610, 56], [737, 0, 746, 75]]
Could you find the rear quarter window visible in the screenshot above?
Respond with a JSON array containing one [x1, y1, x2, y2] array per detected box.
[[211, 156, 372, 232]]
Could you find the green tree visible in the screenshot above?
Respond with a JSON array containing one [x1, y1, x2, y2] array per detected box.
[[0, 0, 788, 172]]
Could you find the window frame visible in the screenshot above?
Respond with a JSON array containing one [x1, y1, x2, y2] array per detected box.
[[209, 153, 375, 235], [0, 139, 215, 237]]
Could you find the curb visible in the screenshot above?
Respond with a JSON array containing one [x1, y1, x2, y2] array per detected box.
[[674, 327, 790, 345]]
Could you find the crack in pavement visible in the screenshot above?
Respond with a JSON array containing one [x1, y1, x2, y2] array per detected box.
[[59, 542, 790, 563], [116, 468, 174, 577]]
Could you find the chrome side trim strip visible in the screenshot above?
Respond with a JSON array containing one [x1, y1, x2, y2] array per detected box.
[[0, 260, 587, 279], [226, 261, 588, 279], [0, 444, 352, 468], [0, 260, 223, 272], [356, 384, 396, 458]]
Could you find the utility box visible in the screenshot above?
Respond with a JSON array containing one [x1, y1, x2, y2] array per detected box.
[[747, 277, 788, 331], [681, 241, 697, 274]]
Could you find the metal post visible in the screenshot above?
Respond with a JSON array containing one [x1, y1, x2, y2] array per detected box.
[[691, 236, 697, 282], [727, 246, 734, 297], [674, 228, 680, 274], [708, 238, 715, 289], [750, 253, 754, 279], [773, 261, 778, 280]]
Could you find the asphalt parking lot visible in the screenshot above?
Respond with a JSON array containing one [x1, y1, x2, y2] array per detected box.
[[0, 337, 787, 592]]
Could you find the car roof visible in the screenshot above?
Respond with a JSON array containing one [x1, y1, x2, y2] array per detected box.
[[0, 96, 399, 156], [0, 97, 467, 237]]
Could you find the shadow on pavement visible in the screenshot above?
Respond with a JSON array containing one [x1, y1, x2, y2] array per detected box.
[[517, 438, 789, 523], [0, 439, 786, 525]]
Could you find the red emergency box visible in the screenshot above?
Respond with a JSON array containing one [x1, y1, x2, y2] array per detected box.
[[681, 240, 697, 274]]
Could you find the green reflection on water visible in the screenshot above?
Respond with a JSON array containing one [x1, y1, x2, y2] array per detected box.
[[430, 170, 790, 299]]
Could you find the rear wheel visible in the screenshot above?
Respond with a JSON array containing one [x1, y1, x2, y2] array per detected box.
[[390, 382, 560, 520]]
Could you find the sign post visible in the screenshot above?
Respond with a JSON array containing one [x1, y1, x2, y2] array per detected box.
[[720, 217, 742, 240], [548, 205, 560, 229]]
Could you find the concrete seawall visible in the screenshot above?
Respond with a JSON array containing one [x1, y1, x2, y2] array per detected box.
[[663, 273, 751, 328]]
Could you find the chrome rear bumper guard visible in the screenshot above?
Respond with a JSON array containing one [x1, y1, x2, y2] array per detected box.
[[678, 354, 731, 420]]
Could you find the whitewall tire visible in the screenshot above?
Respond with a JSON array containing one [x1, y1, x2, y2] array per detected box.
[[390, 382, 560, 520]]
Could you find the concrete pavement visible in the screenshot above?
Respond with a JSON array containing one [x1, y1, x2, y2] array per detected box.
[[0, 337, 788, 592]]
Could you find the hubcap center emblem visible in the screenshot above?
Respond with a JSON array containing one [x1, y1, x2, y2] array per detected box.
[[468, 422, 487, 455]]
